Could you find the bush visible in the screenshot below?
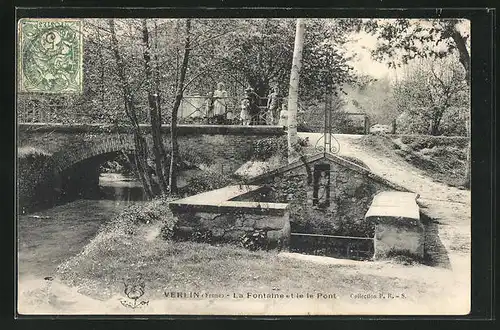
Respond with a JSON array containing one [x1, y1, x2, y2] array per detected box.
[[386, 249, 426, 265], [395, 112, 429, 135], [181, 170, 234, 196], [105, 198, 178, 239], [191, 229, 213, 243], [399, 135, 469, 150], [297, 121, 314, 132], [240, 229, 267, 251], [179, 141, 216, 167], [17, 147, 52, 213], [439, 108, 468, 136], [297, 136, 309, 147], [396, 108, 468, 136], [250, 136, 310, 162], [251, 137, 288, 161]]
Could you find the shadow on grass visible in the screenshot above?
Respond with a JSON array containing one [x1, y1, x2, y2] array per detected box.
[[421, 211, 452, 269]]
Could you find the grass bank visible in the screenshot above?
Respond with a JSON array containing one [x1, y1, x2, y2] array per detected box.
[[56, 198, 451, 304]]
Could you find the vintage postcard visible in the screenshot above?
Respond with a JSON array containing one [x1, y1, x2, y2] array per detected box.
[[16, 13, 472, 316]]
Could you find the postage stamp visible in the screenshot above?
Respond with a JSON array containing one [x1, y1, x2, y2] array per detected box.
[[18, 19, 83, 93]]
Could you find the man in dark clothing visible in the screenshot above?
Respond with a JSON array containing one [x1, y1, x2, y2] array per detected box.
[[244, 87, 260, 125]]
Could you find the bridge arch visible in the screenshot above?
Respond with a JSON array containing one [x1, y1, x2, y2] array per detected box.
[[49, 134, 136, 174], [18, 123, 287, 211]]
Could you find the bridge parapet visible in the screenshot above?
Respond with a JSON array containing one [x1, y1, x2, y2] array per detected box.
[[18, 123, 286, 136]]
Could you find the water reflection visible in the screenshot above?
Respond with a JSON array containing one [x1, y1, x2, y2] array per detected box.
[[98, 172, 144, 202], [18, 172, 146, 278]]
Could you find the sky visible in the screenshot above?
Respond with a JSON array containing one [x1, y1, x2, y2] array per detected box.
[[344, 19, 470, 82], [344, 31, 395, 80]]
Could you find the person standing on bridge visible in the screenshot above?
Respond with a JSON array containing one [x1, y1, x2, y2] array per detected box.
[[240, 97, 251, 125], [243, 86, 260, 125], [213, 82, 228, 124], [266, 85, 282, 125]]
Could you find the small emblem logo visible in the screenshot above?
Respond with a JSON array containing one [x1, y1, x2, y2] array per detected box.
[[119, 276, 149, 309]]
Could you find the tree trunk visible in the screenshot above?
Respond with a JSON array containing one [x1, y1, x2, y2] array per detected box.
[[450, 26, 471, 85], [287, 19, 305, 164], [108, 19, 154, 199], [153, 20, 170, 185], [169, 18, 192, 195], [464, 112, 471, 189], [449, 23, 471, 189], [141, 19, 169, 196], [96, 22, 106, 110]]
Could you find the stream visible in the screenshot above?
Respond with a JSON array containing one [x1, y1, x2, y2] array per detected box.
[[17, 173, 145, 279]]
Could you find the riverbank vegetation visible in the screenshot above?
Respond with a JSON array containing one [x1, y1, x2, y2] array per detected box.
[[55, 197, 441, 303], [17, 147, 53, 214]]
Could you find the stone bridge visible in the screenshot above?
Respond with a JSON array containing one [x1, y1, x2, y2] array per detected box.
[[17, 123, 285, 211]]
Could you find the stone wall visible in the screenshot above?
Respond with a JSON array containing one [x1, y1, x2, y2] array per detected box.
[[18, 125, 285, 174], [169, 185, 290, 250], [252, 158, 393, 237], [171, 206, 290, 250], [373, 222, 424, 259]]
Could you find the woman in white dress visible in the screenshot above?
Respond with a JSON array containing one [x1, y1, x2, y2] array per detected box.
[[213, 82, 228, 124]]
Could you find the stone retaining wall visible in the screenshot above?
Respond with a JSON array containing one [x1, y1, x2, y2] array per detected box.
[[169, 186, 290, 250]]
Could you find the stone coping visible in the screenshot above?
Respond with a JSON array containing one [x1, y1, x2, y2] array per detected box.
[[170, 201, 289, 215], [247, 152, 412, 193], [365, 191, 420, 221], [18, 123, 286, 136], [169, 185, 289, 215], [172, 185, 263, 204]]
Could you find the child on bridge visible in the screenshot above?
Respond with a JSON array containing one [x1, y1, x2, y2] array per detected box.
[[213, 82, 228, 124], [240, 98, 251, 125]]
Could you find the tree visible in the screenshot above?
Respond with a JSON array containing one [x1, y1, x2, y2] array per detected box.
[[365, 19, 470, 83], [213, 19, 355, 100], [169, 18, 192, 194], [343, 74, 398, 126], [109, 19, 154, 199], [364, 18, 471, 187], [288, 19, 305, 164], [141, 19, 169, 195], [393, 56, 469, 135]]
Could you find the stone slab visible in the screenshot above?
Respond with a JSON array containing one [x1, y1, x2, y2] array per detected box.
[[172, 185, 264, 205], [365, 191, 420, 221]]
